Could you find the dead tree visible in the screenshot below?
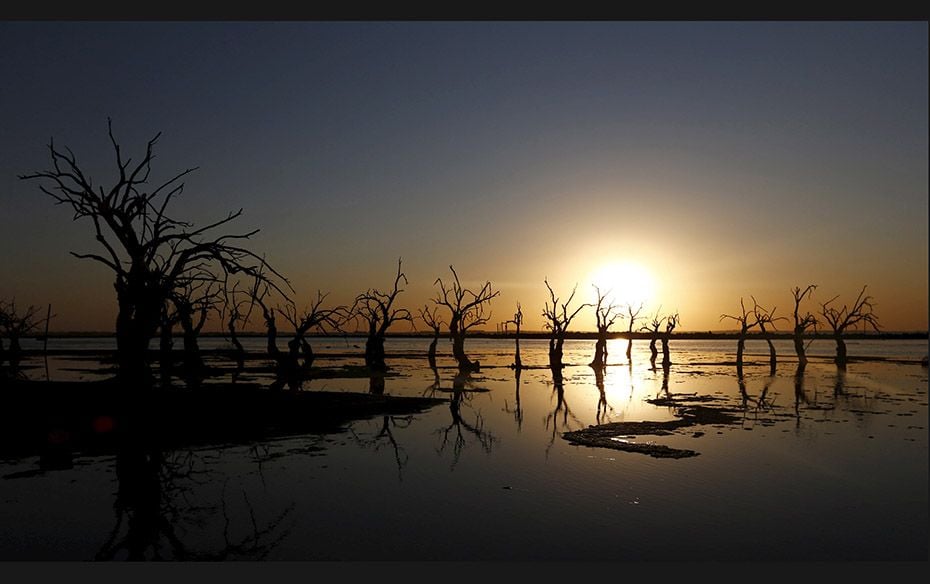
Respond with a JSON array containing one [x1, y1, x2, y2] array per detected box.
[[0, 299, 47, 368], [588, 286, 622, 369], [505, 303, 524, 370], [660, 311, 679, 366], [352, 258, 412, 371], [721, 299, 759, 373], [641, 310, 665, 366], [418, 305, 444, 370], [278, 291, 349, 370], [820, 285, 881, 367], [753, 298, 787, 374], [542, 279, 591, 370], [220, 273, 261, 372], [20, 120, 288, 381], [791, 284, 818, 368], [432, 266, 500, 372], [624, 302, 644, 362], [171, 279, 221, 374]]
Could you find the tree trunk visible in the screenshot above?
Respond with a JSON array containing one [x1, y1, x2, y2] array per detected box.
[[736, 336, 745, 367], [427, 334, 438, 370], [626, 335, 633, 362], [365, 335, 387, 371], [513, 334, 522, 370], [649, 337, 658, 363], [590, 327, 608, 368], [661, 335, 670, 366], [114, 291, 160, 383], [451, 331, 476, 371], [834, 335, 847, 367], [765, 337, 776, 374], [793, 332, 807, 367]]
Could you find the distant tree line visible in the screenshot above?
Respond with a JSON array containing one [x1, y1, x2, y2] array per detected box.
[[7, 121, 886, 388]]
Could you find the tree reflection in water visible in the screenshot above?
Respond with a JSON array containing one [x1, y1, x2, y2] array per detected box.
[[502, 367, 523, 432], [544, 366, 582, 457], [433, 370, 495, 469], [95, 437, 293, 561]]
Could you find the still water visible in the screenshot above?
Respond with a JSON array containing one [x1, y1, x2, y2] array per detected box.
[[1, 337, 927, 560]]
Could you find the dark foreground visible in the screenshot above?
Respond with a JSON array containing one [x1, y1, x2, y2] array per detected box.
[[0, 378, 445, 465]]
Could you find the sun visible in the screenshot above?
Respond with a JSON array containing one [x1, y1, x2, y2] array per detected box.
[[588, 261, 657, 308]]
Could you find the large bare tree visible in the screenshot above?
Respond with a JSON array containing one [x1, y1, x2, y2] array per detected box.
[[20, 120, 287, 381], [790, 284, 818, 368], [352, 258, 412, 371], [588, 286, 622, 369], [431, 266, 499, 372], [542, 279, 590, 370], [820, 285, 880, 367]]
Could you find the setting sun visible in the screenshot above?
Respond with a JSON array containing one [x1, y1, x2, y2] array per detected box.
[[588, 260, 657, 308]]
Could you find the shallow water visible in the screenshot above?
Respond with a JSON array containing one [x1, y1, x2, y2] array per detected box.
[[1, 338, 927, 560]]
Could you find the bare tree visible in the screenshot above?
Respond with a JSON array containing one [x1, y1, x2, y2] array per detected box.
[[505, 303, 524, 370], [624, 302, 644, 362], [641, 309, 665, 366], [753, 297, 787, 374], [791, 284, 819, 368], [219, 273, 262, 373], [277, 291, 349, 370], [417, 305, 444, 370], [432, 266, 500, 372], [20, 120, 288, 381], [820, 285, 881, 367], [542, 279, 590, 370], [171, 279, 222, 374], [253, 286, 347, 389], [588, 286, 622, 369], [0, 299, 48, 369], [720, 299, 759, 373], [660, 311, 680, 367], [352, 258, 412, 371]]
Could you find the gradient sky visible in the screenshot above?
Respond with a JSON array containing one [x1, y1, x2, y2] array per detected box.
[[1, 21, 927, 333]]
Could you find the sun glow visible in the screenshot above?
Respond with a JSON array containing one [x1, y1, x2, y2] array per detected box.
[[588, 261, 657, 309]]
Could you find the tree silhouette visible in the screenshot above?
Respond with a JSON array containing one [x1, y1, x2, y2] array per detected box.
[[20, 120, 288, 382], [171, 279, 221, 376], [542, 279, 590, 370], [820, 285, 880, 367], [721, 299, 759, 374], [417, 305, 444, 370], [624, 302, 644, 363], [0, 299, 48, 370], [752, 298, 786, 375], [432, 266, 499, 372], [660, 311, 679, 367], [352, 258, 412, 372], [253, 286, 347, 389], [641, 309, 665, 366], [588, 286, 622, 369], [791, 284, 818, 368], [505, 303, 524, 370]]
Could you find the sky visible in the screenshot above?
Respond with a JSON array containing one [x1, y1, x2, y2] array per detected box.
[[0, 21, 927, 333]]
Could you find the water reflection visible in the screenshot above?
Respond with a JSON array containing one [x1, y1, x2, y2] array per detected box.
[[96, 439, 294, 561], [544, 366, 581, 456], [502, 367, 523, 432], [434, 371, 496, 469]]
